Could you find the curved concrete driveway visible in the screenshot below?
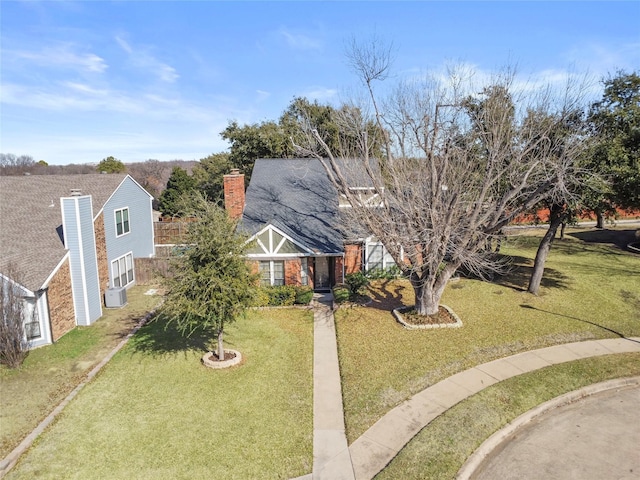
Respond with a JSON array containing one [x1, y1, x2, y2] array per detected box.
[[467, 381, 640, 480]]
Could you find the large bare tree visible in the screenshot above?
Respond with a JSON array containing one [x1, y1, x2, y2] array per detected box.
[[294, 40, 588, 315], [0, 265, 33, 368]]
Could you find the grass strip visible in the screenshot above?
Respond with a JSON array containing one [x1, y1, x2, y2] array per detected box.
[[375, 353, 640, 479]]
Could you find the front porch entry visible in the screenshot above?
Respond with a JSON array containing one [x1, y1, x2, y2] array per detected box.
[[313, 257, 334, 292]]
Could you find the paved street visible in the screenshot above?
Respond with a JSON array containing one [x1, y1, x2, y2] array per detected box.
[[470, 384, 640, 480]]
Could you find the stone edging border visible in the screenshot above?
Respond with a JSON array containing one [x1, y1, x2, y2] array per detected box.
[[393, 304, 463, 330], [201, 349, 243, 369], [0, 308, 159, 479], [455, 376, 640, 480]]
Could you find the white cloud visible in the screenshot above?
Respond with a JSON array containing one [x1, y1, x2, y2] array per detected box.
[[278, 28, 322, 50], [564, 41, 640, 77], [114, 34, 179, 83], [64, 82, 109, 96], [255, 90, 271, 102], [0, 81, 224, 123], [8, 44, 108, 73], [303, 87, 338, 102]]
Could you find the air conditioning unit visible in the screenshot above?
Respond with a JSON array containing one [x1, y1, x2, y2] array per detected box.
[[105, 287, 127, 308]]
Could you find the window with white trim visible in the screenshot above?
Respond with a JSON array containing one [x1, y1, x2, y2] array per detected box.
[[300, 258, 309, 286], [23, 298, 41, 340], [259, 260, 284, 286], [112, 253, 134, 288], [115, 207, 130, 237], [366, 242, 396, 272], [25, 321, 41, 340]]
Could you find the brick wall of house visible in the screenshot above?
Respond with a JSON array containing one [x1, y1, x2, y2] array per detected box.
[[94, 212, 109, 303], [284, 258, 302, 286], [47, 259, 76, 341], [344, 243, 363, 274]]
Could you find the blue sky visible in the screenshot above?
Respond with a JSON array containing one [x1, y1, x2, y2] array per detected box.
[[1, 1, 639, 166]]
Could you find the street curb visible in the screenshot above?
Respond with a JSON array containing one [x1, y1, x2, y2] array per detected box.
[[455, 376, 640, 480], [0, 309, 158, 479]]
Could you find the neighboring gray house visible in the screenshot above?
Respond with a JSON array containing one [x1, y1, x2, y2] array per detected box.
[[0, 174, 154, 348], [224, 159, 394, 291]]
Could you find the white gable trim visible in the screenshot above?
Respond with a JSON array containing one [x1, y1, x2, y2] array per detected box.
[[0, 272, 34, 297], [40, 252, 71, 290], [246, 224, 315, 256], [94, 174, 153, 221]]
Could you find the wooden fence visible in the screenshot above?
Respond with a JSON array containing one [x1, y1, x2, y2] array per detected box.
[[134, 257, 171, 285], [153, 218, 196, 245]]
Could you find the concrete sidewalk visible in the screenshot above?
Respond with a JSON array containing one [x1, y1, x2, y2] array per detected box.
[[346, 336, 640, 480], [311, 293, 355, 480], [302, 291, 640, 479]]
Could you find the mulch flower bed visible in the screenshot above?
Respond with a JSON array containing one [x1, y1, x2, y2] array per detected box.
[[401, 306, 459, 326], [207, 351, 237, 362]]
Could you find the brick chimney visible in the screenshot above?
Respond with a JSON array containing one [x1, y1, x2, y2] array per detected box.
[[223, 169, 245, 220]]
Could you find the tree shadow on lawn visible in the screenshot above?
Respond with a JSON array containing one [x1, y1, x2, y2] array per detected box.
[[519, 304, 640, 344], [469, 254, 570, 292], [364, 257, 570, 310], [127, 315, 213, 358], [365, 279, 409, 311], [568, 228, 638, 252]]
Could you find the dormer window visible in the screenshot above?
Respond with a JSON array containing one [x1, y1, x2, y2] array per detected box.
[[339, 187, 383, 208]]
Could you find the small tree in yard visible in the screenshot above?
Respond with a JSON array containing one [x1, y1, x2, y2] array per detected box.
[[160, 194, 256, 360], [0, 266, 32, 368], [294, 38, 589, 315]]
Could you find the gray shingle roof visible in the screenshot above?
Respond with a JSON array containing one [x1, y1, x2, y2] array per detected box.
[[239, 159, 345, 254], [0, 174, 129, 292]]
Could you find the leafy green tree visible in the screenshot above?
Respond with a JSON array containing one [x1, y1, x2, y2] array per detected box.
[[96, 156, 126, 173], [221, 120, 292, 182], [586, 71, 640, 226], [157, 166, 197, 217], [160, 194, 257, 360], [281, 97, 386, 161], [217, 97, 384, 186], [192, 152, 232, 204]]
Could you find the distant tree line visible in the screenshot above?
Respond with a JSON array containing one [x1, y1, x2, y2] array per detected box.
[[4, 72, 637, 224]]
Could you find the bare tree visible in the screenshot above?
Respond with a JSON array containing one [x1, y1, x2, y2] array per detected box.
[[0, 266, 33, 368], [0, 154, 36, 176], [127, 159, 170, 198], [294, 41, 588, 315]]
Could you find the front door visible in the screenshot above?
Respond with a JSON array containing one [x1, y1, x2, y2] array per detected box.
[[314, 257, 331, 290]]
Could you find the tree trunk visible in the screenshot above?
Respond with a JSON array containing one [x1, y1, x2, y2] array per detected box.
[[528, 205, 566, 295], [217, 328, 224, 360], [411, 271, 451, 316], [595, 208, 604, 229]]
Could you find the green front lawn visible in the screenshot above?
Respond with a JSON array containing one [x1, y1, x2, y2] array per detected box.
[[0, 286, 162, 458], [336, 228, 640, 442], [5, 308, 313, 480]]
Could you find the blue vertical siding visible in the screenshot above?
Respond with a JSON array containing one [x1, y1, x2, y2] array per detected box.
[[61, 196, 102, 326], [103, 177, 154, 288]]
